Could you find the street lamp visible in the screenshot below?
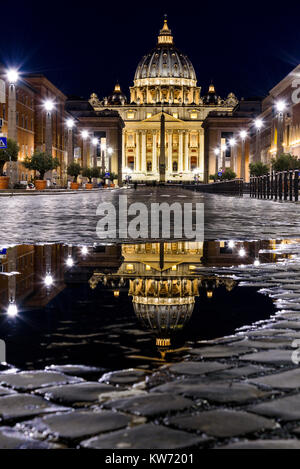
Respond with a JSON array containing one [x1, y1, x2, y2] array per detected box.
[[66, 119, 75, 169], [66, 118, 75, 129], [81, 130, 89, 140], [229, 138, 236, 147], [239, 130, 247, 180], [275, 101, 286, 156], [6, 69, 19, 84], [254, 119, 263, 162]]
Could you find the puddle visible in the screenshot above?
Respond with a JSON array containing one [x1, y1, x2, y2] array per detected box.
[[0, 239, 298, 370]]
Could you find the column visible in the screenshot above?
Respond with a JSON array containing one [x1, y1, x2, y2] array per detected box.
[[45, 110, 52, 155], [240, 138, 246, 180], [82, 138, 88, 167], [135, 131, 140, 172], [141, 131, 147, 173], [178, 131, 183, 172], [184, 131, 189, 171], [198, 130, 204, 180], [152, 130, 157, 173], [168, 131, 172, 173]]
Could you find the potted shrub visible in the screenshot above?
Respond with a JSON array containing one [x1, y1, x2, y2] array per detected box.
[[24, 151, 60, 190], [0, 139, 19, 189], [271, 153, 300, 172], [249, 162, 269, 176], [82, 167, 99, 189], [67, 162, 81, 190]]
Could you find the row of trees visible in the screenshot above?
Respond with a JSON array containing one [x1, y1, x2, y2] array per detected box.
[[249, 153, 300, 176], [0, 138, 116, 183]]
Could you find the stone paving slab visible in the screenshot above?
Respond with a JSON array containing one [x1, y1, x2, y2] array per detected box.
[[18, 410, 131, 441], [167, 409, 277, 438], [80, 423, 206, 449], [103, 393, 194, 416], [240, 349, 295, 365], [0, 370, 82, 391], [99, 369, 146, 385], [0, 426, 59, 449], [36, 382, 116, 405], [0, 394, 69, 422], [190, 345, 253, 359], [207, 365, 273, 380], [167, 361, 230, 376], [151, 380, 271, 403], [235, 338, 292, 349], [45, 365, 105, 379], [271, 321, 300, 330], [218, 439, 300, 449], [249, 394, 300, 421], [250, 368, 300, 390]]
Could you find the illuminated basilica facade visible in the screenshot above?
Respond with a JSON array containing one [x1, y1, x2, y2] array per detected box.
[[89, 18, 238, 182]]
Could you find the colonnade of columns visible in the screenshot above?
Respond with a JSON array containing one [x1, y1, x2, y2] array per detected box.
[[123, 129, 203, 178]]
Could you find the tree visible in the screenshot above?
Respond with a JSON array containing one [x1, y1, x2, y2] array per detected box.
[[24, 151, 60, 180], [271, 153, 300, 172], [82, 167, 100, 183], [67, 162, 81, 182], [210, 169, 236, 181], [249, 162, 269, 176], [0, 139, 19, 175]]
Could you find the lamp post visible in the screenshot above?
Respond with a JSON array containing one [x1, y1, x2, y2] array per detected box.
[[275, 101, 286, 157], [81, 130, 89, 167], [239, 130, 247, 180], [254, 118, 263, 162], [221, 143, 227, 170], [214, 148, 220, 174], [6, 69, 19, 186], [229, 137, 236, 171], [92, 137, 98, 168]]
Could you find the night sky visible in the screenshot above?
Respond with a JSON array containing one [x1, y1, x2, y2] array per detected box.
[[1, 0, 300, 101]]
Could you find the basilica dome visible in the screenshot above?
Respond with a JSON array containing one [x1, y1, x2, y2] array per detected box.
[[133, 17, 197, 87]]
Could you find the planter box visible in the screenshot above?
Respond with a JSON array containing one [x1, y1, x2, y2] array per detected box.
[[0, 176, 10, 189], [35, 180, 47, 190], [71, 182, 79, 190], [85, 183, 93, 190]]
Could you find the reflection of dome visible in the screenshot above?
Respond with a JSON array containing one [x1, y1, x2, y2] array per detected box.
[[134, 18, 196, 84], [203, 83, 218, 105], [107, 83, 127, 105], [133, 296, 194, 335]]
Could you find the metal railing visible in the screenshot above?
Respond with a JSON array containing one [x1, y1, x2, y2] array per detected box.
[[250, 171, 299, 201], [183, 179, 244, 196]]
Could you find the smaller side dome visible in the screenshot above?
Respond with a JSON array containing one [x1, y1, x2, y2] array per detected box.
[[107, 82, 127, 105], [203, 82, 219, 105]]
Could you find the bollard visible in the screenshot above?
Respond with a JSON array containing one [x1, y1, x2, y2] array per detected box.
[[284, 171, 288, 201], [295, 170, 299, 202], [289, 171, 293, 201], [278, 172, 283, 200]]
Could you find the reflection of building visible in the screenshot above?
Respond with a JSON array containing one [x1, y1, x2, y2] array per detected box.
[[87, 18, 238, 182], [89, 241, 237, 356]]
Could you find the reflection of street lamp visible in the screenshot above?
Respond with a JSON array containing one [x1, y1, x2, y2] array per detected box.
[[239, 247, 246, 257], [6, 69, 19, 186], [254, 258, 260, 266], [239, 130, 247, 180], [66, 256, 74, 267], [81, 246, 88, 256]]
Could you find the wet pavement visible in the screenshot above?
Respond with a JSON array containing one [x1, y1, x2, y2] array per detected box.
[[1, 189, 300, 448], [0, 187, 299, 244]]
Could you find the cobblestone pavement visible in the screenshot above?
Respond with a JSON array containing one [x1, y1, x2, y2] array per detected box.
[[0, 187, 300, 244], [1, 242, 300, 448]]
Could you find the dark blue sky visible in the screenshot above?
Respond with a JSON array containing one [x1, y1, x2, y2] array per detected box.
[[1, 0, 300, 101]]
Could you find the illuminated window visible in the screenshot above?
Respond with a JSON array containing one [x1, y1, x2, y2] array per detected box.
[[189, 265, 196, 270], [146, 264, 151, 271], [190, 112, 198, 119], [127, 111, 135, 119], [171, 265, 177, 271], [126, 264, 134, 271], [146, 113, 152, 119], [172, 113, 178, 119]]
